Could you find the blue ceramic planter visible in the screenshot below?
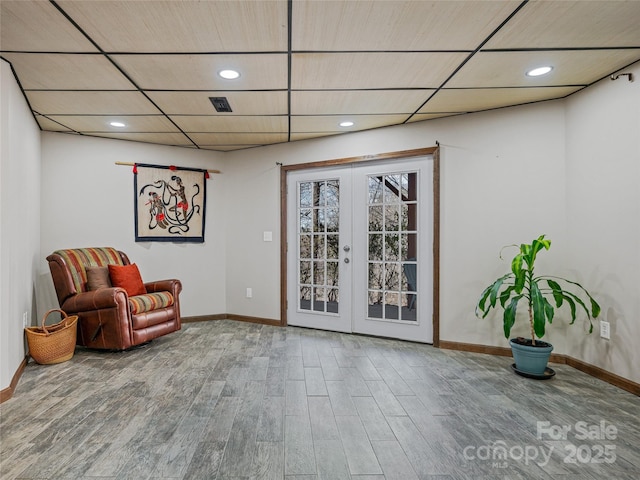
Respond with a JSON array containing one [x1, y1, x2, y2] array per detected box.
[[509, 338, 553, 376]]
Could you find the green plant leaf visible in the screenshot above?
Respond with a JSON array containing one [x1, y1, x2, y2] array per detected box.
[[547, 276, 601, 319], [499, 285, 515, 308], [520, 243, 532, 268], [563, 290, 591, 324], [547, 279, 564, 307], [531, 282, 547, 338], [528, 235, 551, 268], [562, 293, 577, 322], [503, 295, 523, 338], [477, 285, 492, 313], [511, 253, 523, 276], [543, 296, 554, 325], [489, 277, 506, 309], [476, 274, 512, 318], [514, 267, 526, 294], [590, 298, 601, 319]]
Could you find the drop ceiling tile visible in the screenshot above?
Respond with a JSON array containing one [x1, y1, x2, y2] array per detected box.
[[2, 53, 133, 90], [199, 145, 260, 152], [406, 113, 464, 123], [290, 132, 342, 142], [291, 115, 409, 133], [0, 1, 98, 52], [26, 91, 160, 115], [146, 91, 288, 116], [485, 0, 640, 49], [111, 54, 288, 90], [3, 0, 638, 151], [292, 52, 468, 89], [170, 115, 287, 133], [292, 90, 433, 115], [35, 115, 73, 132], [189, 133, 288, 145], [447, 50, 640, 88], [292, 0, 519, 51], [88, 132, 194, 146], [419, 86, 582, 114], [46, 115, 180, 133], [57, 0, 288, 52]]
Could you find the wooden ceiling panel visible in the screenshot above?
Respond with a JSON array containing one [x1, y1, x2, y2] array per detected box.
[[111, 54, 288, 90], [57, 0, 288, 52], [2, 53, 133, 90], [420, 87, 582, 114], [189, 133, 288, 146], [171, 115, 287, 133], [292, 90, 432, 115], [88, 132, 194, 146], [292, 52, 468, 89], [35, 115, 73, 132], [406, 113, 464, 124], [199, 145, 259, 152], [486, 0, 640, 49], [2, 1, 637, 150], [291, 115, 409, 133], [448, 50, 640, 88], [45, 115, 180, 133], [146, 91, 288, 116], [292, 0, 519, 51], [290, 132, 341, 142], [0, 1, 97, 52], [26, 91, 160, 115]]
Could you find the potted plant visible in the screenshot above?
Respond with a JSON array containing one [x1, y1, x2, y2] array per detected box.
[[476, 235, 601, 377]]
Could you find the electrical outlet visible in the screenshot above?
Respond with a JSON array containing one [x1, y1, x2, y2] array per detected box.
[[22, 311, 29, 328], [600, 320, 610, 340], [246, 288, 253, 298]]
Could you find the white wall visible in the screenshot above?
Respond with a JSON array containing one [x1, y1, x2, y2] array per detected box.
[[40, 133, 227, 318], [224, 70, 639, 383], [225, 102, 568, 338], [564, 62, 640, 382], [4, 59, 637, 392], [0, 60, 41, 391]]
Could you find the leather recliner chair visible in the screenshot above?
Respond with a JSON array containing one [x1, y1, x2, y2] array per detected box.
[[47, 247, 182, 350]]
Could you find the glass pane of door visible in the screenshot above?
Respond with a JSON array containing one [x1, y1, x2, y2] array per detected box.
[[367, 172, 418, 322], [298, 179, 340, 314]]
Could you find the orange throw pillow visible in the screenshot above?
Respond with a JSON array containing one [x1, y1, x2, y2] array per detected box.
[[108, 263, 147, 296]]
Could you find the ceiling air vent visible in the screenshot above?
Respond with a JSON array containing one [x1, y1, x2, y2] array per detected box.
[[209, 96, 232, 113]]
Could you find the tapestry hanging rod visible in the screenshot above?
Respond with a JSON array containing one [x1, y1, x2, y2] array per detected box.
[[115, 161, 221, 174]]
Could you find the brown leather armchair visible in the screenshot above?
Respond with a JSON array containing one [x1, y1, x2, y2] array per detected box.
[[47, 247, 182, 350]]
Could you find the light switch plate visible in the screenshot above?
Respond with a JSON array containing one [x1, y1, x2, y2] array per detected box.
[[600, 321, 610, 340]]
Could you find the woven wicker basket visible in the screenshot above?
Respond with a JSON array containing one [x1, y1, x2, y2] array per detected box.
[[25, 309, 78, 365]]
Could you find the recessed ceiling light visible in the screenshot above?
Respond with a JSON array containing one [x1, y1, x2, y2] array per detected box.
[[526, 66, 553, 77], [110, 121, 126, 128], [219, 69, 240, 80], [339, 121, 354, 127]]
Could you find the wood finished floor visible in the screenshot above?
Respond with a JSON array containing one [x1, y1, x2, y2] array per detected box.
[[1, 320, 639, 480]]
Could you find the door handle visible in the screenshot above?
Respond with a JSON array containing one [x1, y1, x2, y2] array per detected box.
[[343, 245, 351, 252]]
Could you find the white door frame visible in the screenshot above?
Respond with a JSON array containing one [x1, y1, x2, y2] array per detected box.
[[280, 147, 440, 345], [286, 166, 353, 332]]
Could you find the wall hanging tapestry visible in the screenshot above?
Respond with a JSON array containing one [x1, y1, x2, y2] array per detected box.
[[134, 163, 207, 243]]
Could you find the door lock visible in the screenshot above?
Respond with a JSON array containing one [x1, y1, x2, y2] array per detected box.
[[344, 257, 350, 263]]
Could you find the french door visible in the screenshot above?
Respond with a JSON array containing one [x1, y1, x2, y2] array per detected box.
[[286, 157, 433, 343]]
